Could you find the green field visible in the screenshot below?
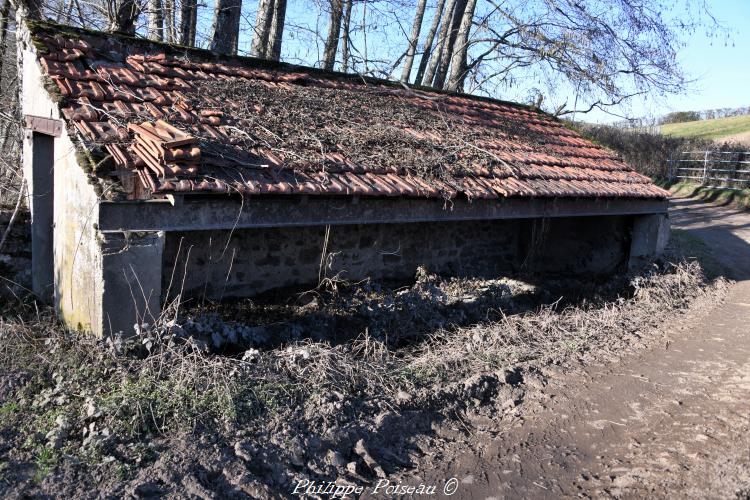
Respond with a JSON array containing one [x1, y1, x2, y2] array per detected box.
[[660, 114, 750, 142]]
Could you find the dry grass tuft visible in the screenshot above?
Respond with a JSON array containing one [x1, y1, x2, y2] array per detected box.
[[0, 259, 726, 441], [0, 254, 729, 493], [406, 260, 721, 384]]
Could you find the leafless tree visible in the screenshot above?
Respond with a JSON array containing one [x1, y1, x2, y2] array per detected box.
[[14, 0, 42, 18], [399, 0, 426, 82], [431, 0, 465, 88], [0, 0, 11, 56], [146, 0, 163, 40], [419, 0, 455, 86], [414, 0, 444, 84], [250, 0, 286, 60], [458, 0, 720, 115], [107, 0, 141, 33], [266, 0, 287, 59], [340, 0, 352, 71], [209, 0, 242, 54], [250, 0, 274, 56], [179, 0, 197, 46], [0, 1, 22, 214], [162, 0, 174, 41], [322, 0, 343, 70], [444, 0, 474, 91]]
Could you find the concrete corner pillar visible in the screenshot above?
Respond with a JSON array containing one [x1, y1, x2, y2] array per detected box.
[[628, 213, 670, 271], [100, 231, 165, 337]]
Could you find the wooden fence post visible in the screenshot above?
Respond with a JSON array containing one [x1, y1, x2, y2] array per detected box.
[[702, 150, 710, 184], [667, 155, 674, 181]]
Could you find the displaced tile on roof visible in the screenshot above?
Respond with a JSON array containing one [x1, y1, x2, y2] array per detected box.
[[29, 22, 669, 201]]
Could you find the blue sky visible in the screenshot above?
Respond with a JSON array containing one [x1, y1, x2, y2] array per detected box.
[[595, 0, 750, 123]]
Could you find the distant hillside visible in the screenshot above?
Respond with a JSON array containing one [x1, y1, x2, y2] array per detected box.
[[660, 114, 750, 145]]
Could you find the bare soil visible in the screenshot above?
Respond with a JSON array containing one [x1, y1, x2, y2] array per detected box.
[[716, 130, 750, 147], [400, 197, 750, 499], [0, 197, 740, 499]]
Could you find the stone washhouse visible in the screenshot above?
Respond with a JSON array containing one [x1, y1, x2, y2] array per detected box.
[[18, 21, 670, 337]]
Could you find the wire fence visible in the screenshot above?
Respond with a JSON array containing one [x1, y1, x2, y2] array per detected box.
[[667, 150, 750, 190]]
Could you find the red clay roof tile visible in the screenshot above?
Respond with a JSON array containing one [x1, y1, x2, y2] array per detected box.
[[31, 23, 668, 202]]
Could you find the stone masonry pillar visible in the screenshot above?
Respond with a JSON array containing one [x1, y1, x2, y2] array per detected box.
[[99, 231, 165, 337], [628, 213, 670, 271]]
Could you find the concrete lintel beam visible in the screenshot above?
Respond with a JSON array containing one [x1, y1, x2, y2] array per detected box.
[[24, 115, 63, 137], [98, 196, 669, 233]]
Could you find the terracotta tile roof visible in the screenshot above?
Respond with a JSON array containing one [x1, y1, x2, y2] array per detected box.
[[30, 22, 669, 201]]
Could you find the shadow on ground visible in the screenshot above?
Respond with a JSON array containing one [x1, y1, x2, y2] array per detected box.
[[670, 196, 750, 280]]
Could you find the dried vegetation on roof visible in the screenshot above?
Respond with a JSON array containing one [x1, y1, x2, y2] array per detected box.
[[29, 22, 670, 201], [195, 79, 514, 194]]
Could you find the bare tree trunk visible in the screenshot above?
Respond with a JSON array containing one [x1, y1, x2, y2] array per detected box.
[[445, 0, 476, 91], [53, 0, 70, 22], [414, 0, 444, 84], [147, 0, 164, 41], [340, 0, 352, 72], [322, 0, 344, 71], [266, 0, 287, 60], [62, 0, 74, 23], [179, 0, 198, 46], [400, 0, 427, 83], [419, 0, 455, 86], [0, 0, 10, 71], [361, 0, 369, 73], [109, 0, 140, 33], [15, 0, 43, 19], [250, 0, 274, 57], [72, 0, 86, 26], [188, 0, 197, 43], [432, 0, 466, 89], [209, 0, 242, 54], [164, 0, 175, 42]]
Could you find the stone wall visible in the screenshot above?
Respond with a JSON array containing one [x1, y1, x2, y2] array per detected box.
[[163, 215, 631, 300], [522, 215, 632, 275]]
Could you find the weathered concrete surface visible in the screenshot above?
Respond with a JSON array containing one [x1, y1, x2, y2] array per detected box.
[[100, 232, 164, 336], [164, 216, 630, 300], [99, 196, 668, 233], [628, 212, 670, 271], [19, 23, 102, 334]]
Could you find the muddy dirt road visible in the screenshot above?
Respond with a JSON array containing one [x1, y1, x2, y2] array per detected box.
[[408, 198, 750, 499]]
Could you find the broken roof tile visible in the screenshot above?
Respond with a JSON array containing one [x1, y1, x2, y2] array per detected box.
[[74, 121, 128, 143]]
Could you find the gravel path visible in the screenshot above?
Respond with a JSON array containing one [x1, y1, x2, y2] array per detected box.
[[404, 197, 750, 499]]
